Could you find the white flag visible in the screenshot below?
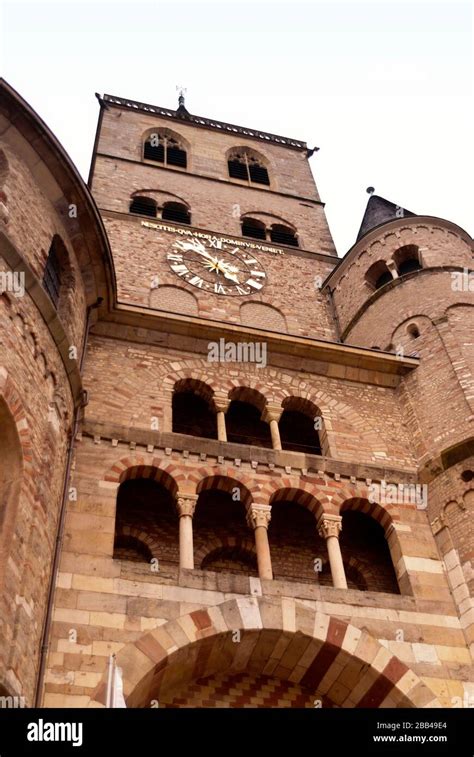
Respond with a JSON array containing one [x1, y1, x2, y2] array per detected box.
[[106, 654, 127, 708]]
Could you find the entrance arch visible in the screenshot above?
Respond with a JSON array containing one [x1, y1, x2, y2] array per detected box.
[[91, 597, 439, 709]]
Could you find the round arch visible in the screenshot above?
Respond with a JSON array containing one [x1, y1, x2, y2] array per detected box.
[[269, 487, 324, 521], [339, 496, 397, 535], [195, 473, 254, 510], [90, 597, 440, 709]]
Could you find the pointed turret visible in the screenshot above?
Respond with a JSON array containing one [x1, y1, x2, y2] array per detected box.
[[356, 190, 416, 242]]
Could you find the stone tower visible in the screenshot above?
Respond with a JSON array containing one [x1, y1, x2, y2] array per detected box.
[[0, 82, 472, 709]]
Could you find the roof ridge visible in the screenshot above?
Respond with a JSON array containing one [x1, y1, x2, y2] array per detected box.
[[102, 94, 308, 151]]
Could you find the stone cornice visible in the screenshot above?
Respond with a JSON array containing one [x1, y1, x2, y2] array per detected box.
[[102, 94, 308, 151], [80, 419, 419, 484], [91, 307, 419, 387]]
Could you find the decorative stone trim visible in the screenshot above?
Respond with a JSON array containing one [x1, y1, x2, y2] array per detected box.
[[246, 504, 272, 530], [90, 597, 441, 709], [317, 514, 343, 540], [176, 494, 198, 518]]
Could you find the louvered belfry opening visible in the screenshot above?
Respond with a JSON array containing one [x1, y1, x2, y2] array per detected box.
[[144, 138, 165, 163], [166, 139, 187, 168], [43, 238, 62, 307], [144, 133, 187, 168], [162, 202, 191, 224], [228, 158, 248, 180], [248, 162, 270, 185], [241, 217, 266, 240], [129, 196, 157, 217], [270, 224, 298, 247], [228, 150, 270, 185]]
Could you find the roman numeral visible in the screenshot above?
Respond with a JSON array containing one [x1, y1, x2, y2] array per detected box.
[[188, 275, 204, 288], [246, 278, 264, 290], [171, 264, 188, 276], [250, 270, 265, 278], [235, 286, 249, 295], [243, 257, 258, 265], [214, 282, 227, 294], [167, 253, 183, 262]]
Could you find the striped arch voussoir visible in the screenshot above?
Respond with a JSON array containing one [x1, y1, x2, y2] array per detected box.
[[90, 598, 441, 709], [194, 535, 257, 569], [104, 458, 180, 498], [340, 496, 397, 534], [269, 486, 324, 520]]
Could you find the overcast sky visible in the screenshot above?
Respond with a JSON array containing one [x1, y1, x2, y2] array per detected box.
[[1, 0, 472, 255]]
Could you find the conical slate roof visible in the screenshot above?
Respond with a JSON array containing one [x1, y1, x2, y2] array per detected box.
[[356, 194, 416, 242]]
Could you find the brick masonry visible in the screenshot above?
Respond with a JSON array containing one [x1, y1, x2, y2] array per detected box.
[[0, 85, 472, 708]]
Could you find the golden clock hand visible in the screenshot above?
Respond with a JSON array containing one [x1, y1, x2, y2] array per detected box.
[[221, 267, 240, 284], [175, 239, 217, 263]]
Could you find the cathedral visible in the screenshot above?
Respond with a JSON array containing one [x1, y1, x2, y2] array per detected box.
[[0, 78, 472, 710]]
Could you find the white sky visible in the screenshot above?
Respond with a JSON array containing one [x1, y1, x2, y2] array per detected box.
[[1, 0, 472, 255]]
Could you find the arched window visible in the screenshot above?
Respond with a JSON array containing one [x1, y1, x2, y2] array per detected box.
[[365, 260, 393, 290], [194, 487, 257, 577], [113, 477, 178, 569], [226, 400, 273, 447], [143, 132, 187, 168], [43, 235, 71, 309], [339, 510, 400, 594], [393, 245, 422, 276], [279, 398, 322, 455], [129, 196, 157, 217], [270, 224, 298, 247], [172, 381, 217, 439], [269, 500, 327, 584], [225, 387, 272, 448], [162, 201, 191, 224], [241, 217, 266, 240], [228, 149, 270, 186]]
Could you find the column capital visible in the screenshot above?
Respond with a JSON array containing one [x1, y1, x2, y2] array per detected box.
[[176, 494, 198, 518], [262, 405, 282, 424], [317, 513, 342, 540], [214, 399, 229, 414], [247, 504, 272, 530]]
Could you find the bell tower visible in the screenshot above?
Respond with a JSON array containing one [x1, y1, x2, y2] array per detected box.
[[88, 92, 338, 340]]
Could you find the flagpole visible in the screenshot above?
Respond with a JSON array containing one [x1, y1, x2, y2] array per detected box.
[[106, 654, 115, 708]]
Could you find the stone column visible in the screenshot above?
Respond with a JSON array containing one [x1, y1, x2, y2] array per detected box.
[[247, 504, 273, 580], [176, 494, 198, 570], [386, 260, 399, 279], [214, 400, 228, 442], [262, 407, 282, 451], [214, 396, 229, 442], [317, 514, 347, 589]]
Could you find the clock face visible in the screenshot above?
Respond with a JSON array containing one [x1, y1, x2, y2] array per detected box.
[[166, 237, 266, 296]]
